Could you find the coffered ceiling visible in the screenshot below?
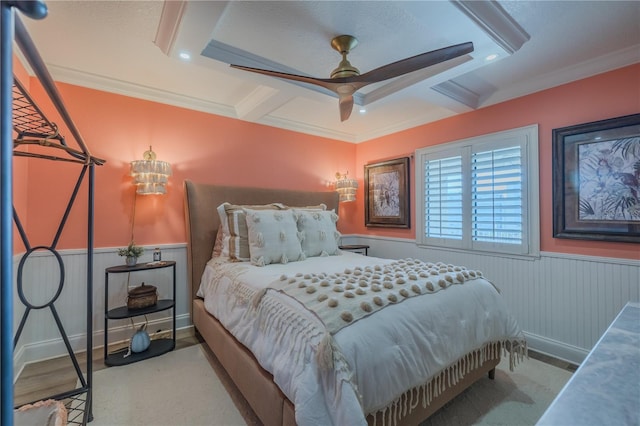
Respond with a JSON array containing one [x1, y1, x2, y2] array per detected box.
[[17, 1, 640, 142]]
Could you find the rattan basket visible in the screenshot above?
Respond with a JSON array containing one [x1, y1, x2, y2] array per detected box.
[[127, 282, 158, 309]]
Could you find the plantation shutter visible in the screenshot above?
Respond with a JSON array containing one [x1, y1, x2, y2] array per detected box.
[[424, 155, 463, 240], [416, 125, 538, 256], [471, 146, 523, 245]]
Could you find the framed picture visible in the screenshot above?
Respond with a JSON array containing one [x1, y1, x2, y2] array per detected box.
[[364, 157, 410, 228], [552, 113, 640, 243]]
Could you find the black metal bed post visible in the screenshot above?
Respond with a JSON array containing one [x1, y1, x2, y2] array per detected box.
[[86, 163, 95, 422], [1, 3, 47, 424], [1, 3, 16, 424]]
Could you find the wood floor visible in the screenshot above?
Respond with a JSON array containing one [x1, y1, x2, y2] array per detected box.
[[14, 328, 202, 408]]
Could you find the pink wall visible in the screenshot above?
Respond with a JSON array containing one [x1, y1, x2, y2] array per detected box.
[[15, 64, 639, 260], [348, 64, 640, 260], [17, 81, 356, 250]]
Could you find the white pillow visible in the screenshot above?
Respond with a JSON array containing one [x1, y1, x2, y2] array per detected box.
[[294, 209, 341, 257], [216, 202, 282, 261], [244, 208, 304, 266]]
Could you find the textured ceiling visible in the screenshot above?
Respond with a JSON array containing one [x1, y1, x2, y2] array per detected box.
[[16, 1, 640, 143]]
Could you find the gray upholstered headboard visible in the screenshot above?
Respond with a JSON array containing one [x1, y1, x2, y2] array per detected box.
[[183, 180, 340, 303]]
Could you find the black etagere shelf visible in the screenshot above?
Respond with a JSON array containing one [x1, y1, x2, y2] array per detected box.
[[104, 261, 177, 367]]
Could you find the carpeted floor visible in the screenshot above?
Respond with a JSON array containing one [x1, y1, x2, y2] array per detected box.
[[420, 356, 572, 426], [91, 345, 251, 426], [91, 344, 572, 426]]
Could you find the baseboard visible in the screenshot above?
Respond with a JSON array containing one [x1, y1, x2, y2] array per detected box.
[[14, 313, 191, 381], [524, 332, 589, 366]]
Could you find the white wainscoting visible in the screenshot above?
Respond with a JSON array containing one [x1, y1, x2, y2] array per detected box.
[[12, 244, 190, 380], [341, 235, 640, 365], [13, 238, 640, 377]]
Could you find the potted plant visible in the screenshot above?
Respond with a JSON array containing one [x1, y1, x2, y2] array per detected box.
[[117, 242, 144, 266]]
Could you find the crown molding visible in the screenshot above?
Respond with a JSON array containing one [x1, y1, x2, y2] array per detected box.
[[47, 64, 236, 119], [483, 45, 640, 106]]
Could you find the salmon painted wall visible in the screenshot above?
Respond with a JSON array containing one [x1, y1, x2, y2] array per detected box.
[[12, 56, 30, 253], [15, 64, 638, 260], [349, 64, 640, 260], [17, 81, 356, 251]]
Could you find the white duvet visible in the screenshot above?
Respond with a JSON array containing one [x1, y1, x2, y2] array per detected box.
[[198, 252, 524, 426]]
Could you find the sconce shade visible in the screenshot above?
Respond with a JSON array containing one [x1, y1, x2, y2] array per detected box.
[[335, 173, 358, 202], [130, 147, 172, 195]]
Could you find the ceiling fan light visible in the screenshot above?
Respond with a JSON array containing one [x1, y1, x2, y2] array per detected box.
[[336, 84, 357, 95]]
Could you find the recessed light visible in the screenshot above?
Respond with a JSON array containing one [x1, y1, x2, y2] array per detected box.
[[359, 108, 367, 114], [178, 51, 191, 61], [485, 53, 498, 61]]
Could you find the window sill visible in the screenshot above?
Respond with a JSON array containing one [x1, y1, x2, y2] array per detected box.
[[415, 243, 540, 261]]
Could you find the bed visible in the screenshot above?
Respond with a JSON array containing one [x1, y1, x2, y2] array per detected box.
[[183, 180, 526, 426]]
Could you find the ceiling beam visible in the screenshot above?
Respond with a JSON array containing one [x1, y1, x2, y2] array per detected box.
[[234, 85, 293, 122], [153, 1, 187, 56], [451, 0, 530, 54]]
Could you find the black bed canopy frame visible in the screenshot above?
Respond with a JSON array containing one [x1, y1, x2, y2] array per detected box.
[[1, 2, 104, 424]]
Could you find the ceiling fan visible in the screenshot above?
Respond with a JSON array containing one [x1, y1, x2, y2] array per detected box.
[[230, 35, 473, 122]]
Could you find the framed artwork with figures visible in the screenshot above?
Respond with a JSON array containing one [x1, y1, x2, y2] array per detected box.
[[364, 157, 410, 228], [552, 113, 640, 243]]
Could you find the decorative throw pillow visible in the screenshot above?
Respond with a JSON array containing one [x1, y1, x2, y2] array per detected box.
[[216, 202, 282, 261], [282, 203, 327, 211], [211, 224, 224, 258], [216, 204, 232, 258], [294, 209, 341, 257], [244, 208, 304, 266]]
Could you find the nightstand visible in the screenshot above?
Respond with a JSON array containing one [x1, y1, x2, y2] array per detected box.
[[339, 244, 369, 256], [104, 261, 176, 366]]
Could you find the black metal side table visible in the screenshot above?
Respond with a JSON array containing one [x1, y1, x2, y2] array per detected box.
[[104, 261, 176, 366], [339, 244, 370, 256]]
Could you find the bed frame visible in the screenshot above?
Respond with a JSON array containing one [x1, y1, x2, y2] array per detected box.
[[183, 179, 499, 426]]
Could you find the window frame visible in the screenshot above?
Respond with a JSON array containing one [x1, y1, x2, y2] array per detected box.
[[415, 124, 540, 257]]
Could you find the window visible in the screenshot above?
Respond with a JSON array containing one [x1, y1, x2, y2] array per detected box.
[[416, 125, 539, 256]]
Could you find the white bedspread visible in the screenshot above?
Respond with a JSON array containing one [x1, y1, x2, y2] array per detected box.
[[198, 252, 524, 426]]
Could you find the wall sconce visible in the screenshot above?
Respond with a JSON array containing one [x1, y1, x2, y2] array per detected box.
[[130, 146, 172, 195], [335, 172, 358, 202]]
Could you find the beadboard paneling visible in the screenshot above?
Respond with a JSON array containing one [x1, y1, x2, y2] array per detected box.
[[12, 244, 190, 379], [341, 236, 640, 364], [13, 238, 640, 375]]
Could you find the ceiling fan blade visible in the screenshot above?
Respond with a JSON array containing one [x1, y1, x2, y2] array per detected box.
[[230, 65, 340, 91], [350, 41, 473, 84], [231, 41, 473, 122], [339, 95, 354, 122], [230, 64, 371, 94]]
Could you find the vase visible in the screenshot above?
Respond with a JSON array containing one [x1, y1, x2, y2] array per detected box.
[[126, 256, 137, 267]]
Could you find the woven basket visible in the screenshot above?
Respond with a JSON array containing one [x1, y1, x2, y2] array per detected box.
[[127, 283, 158, 309]]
